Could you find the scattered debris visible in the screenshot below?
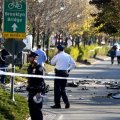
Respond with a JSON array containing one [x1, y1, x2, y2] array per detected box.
[[107, 93, 120, 99], [112, 93, 120, 99], [79, 97, 84, 100], [45, 85, 50, 93], [95, 81, 102, 84], [4, 83, 50, 93], [67, 81, 79, 87], [79, 80, 90, 85], [105, 81, 120, 89], [14, 85, 27, 92], [81, 86, 88, 90], [67, 90, 72, 92]]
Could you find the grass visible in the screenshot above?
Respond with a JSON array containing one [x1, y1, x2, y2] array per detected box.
[[0, 85, 29, 120]]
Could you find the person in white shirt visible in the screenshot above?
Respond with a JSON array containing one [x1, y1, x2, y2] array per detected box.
[[51, 45, 76, 109], [116, 49, 120, 64]]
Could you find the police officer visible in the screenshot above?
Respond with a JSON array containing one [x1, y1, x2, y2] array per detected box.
[[0, 46, 9, 84], [27, 51, 45, 120], [51, 45, 76, 109]]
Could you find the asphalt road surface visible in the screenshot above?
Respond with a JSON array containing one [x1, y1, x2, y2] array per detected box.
[[17, 57, 120, 120], [44, 57, 120, 120], [69, 57, 120, 81]]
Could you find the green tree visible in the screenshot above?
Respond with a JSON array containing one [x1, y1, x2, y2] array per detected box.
[[89, 0, 120, 35]]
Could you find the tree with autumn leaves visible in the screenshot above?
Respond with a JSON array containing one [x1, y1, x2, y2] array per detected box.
[[27, 0, 92, 47], [0, 0, 120, 41], [89, 0, 120, 36]]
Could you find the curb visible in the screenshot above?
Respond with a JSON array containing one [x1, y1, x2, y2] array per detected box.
[[27, 111, 56, 120]]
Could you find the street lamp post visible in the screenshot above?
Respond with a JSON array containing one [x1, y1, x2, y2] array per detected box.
[[42, 31, 45, 51], [46, 29, 50, 63], [32, 27, 35, 48]]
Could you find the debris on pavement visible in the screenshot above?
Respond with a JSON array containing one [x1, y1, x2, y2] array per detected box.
[[67, 81, 79, 87], [105, 81, 120, 89], [107, 92, 120, 99]]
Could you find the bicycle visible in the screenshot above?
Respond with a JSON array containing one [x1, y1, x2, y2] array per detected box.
[[8, 0, 24, 10]]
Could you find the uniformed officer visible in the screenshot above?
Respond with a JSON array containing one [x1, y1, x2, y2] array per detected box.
[[51, 45, 76, 109], [0, 46, 9, 84], [27, 51, 45, 120]]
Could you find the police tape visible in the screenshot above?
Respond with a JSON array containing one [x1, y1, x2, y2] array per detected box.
[[0, 70, 117, 82], [0, 67, 11, 70], [0, 70, 78, 80]]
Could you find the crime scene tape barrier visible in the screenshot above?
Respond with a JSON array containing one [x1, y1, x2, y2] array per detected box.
[[0, 69, 118, 82], [0, 70, 78, 80], [0, 67, 10, 70]]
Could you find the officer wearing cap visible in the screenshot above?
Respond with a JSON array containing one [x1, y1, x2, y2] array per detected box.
[[51, 45, 76, 109], [27, 51, 45, 120], [0, 44, 9, 84]]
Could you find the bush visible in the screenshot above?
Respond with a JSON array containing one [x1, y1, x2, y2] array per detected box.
[[97, 46, 109, 56], [93, 48, 99, 58], [88, 50, 95, 58], [65, 46, 79, 61], [0, 86, 29, 120], [77, 44, 98, 61], [65, 47, 71, 54], [76, 44, 110, 62], [70, 47, 79, 61], [48, 48, 57, 61]]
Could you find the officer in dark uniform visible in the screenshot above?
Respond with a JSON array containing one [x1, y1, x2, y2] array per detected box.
[[0, 47, 9, 84], [27, 51, 45, 120]]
